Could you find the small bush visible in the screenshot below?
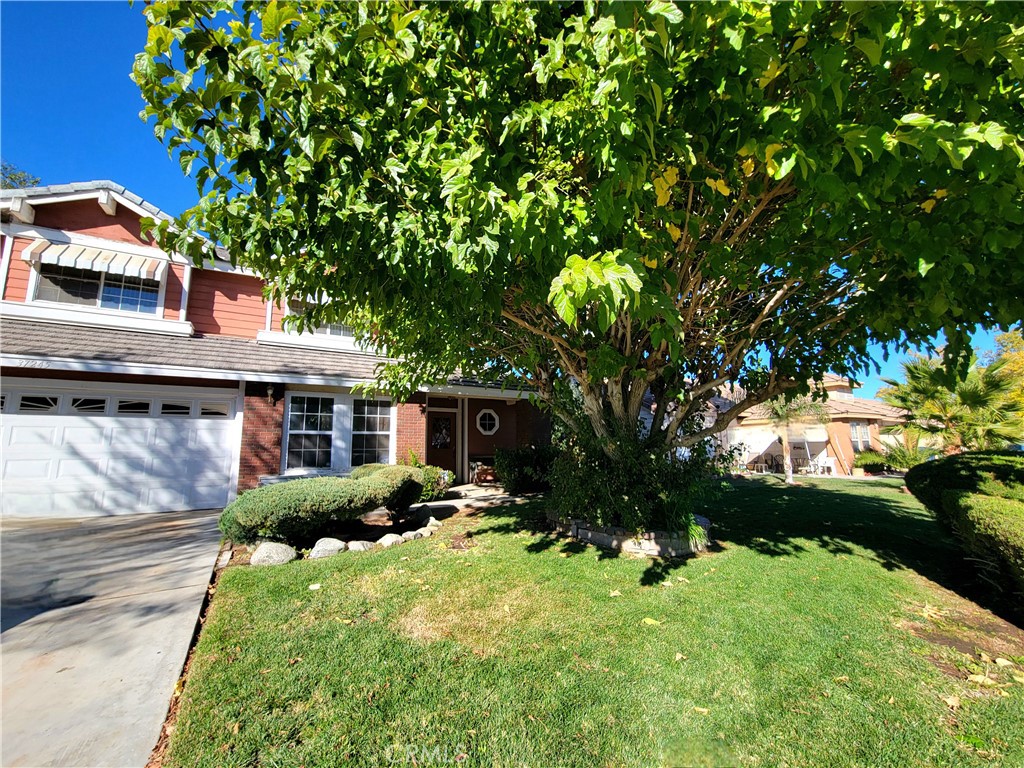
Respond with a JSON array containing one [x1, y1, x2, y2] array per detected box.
[[494, 446, 559, 494], [882, 444, 934, 471], [220, 466, 423, 546], [943, 491, 1024, 600], [852, 450, 888, 473], [418, 464, 453, 501]]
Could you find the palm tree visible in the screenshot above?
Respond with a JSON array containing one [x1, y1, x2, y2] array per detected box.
[[763, 396, 830, 484], [878, 355, 1024, 454]]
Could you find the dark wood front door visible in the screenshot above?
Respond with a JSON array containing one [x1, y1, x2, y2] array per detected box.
[[426, 412, 458, 474]]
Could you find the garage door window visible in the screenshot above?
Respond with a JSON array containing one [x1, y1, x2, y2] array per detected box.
[[286, 395, 334, 469], [117, 399, 152, 416], [18, 395, 59, 413], [71, 397, 107, 414]]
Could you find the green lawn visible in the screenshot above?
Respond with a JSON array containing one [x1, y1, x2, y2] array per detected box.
[[166, 477, 1024, 767]]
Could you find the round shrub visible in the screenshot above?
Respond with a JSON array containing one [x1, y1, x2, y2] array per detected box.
[[220, 466, 424, 546], [418, 464, 453, 501], [349, 463, 389, 480]]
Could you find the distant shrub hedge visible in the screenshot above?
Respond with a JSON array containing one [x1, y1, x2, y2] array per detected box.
[[494, 446, 559, 494], [219, 465, 422, 546], [905, 451, 1024, 603]]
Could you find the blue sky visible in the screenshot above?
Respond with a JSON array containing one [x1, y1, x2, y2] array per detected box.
[[0, 1, 1001, 396]]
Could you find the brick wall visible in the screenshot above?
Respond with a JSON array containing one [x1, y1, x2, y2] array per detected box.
[[238, 382, 284, 491], [395, 399, 427, 465]]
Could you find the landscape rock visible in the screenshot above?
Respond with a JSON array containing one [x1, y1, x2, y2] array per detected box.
[[347, 540, 376, 552], [309, 538, 347, 559], [377, 533, 406, 548], [415, 527, 433, 538], [426, 516, 443, 529], [401, 530, 424, 541], [250, 542, 297, 566]]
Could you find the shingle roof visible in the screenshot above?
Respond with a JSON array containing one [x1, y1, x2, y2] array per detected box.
[[0, 180, 174, 222], [0, 318, 384, 383]]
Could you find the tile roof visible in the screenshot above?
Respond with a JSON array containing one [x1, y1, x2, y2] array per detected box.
[[0, 318, 385, 383], [738, 395, 905, 424], [0, 181, 174, 222]]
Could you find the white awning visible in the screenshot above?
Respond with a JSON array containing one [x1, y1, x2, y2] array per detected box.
[[20, 238, 168, 281]]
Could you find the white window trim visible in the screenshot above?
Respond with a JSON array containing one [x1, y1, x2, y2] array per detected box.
[[280, 391, 396, 475], [850, 421, 871, 452], [1, 299, 194, 336], [476, 408, 500, 436], [256, 300, 366, 353]]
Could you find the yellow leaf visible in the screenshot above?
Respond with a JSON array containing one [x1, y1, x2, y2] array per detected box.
[[995, 658, 1014, 667], [979, 651, 994, 664], [758, 59, 786, 89], [609, 590, 622, 597], [642, 617, 661, 626], [1011, 674, 1024, 684], [693, 706, 710, 714], [655, 177, 671, 206], [920, 198, 937, 213], [765, 143, 783, 175], [742, 157, 755, 177], [666, 222, 682, 242], [790, 36, 807, 54], [715, 179, 732, 196], [943, 695, 961, 710], [833, 676, 849, 683], [642, 255, 658, 268], [663, 166, 679, 186], [968, 674, 996, 687], [675, 652, 686, 661], [933, 188, 948, 199], [661, 580, 674, 588]]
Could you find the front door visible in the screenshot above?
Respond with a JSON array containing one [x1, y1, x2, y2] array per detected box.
[[426, 412, 458, 475]]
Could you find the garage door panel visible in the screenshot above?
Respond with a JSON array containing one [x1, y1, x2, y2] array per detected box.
[[2, 383, 239, 517], [4, 459, 52, 480], [8, 425, 58, 447]]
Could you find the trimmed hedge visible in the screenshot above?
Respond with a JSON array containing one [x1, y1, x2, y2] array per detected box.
[[494, 446, 559, 494], [943, 491, 1024, 599], [347, 462, 452, 502], [905, 451, 1024, 602], [220, 465, 421, 546]]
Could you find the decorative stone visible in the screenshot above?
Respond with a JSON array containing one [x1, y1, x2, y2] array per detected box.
[[415, 527, 433, 538], [377, 533, 405, 548], [401, 530, 424, 541], [426, 516, 443, 529], [347, 540, 376, 552], [249, 542, 297, 566], [309, 538, 347, 559]]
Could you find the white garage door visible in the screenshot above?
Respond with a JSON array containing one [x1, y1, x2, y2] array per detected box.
[[1, 381, 242, 517]]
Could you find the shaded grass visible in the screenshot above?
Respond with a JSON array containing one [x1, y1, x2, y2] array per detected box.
[[166, 478, 1024, 767]]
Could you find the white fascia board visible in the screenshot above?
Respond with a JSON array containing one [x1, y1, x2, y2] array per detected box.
[[0, 190, 173, 223], [0, 352, 374, 388], [256, 329, 381, 357], [1, 301, 194, 336], [420, 383, 533, 400]]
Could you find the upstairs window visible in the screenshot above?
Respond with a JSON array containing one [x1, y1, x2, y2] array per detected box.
[[35, 264, 160, 314], [287, 300, 354, 337]]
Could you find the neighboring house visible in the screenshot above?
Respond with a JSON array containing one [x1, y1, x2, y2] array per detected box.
[[720, 375, 905, 476], [0, 182, 548, 518]]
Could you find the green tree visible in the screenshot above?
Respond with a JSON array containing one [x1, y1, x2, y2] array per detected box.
[[990, 327, 1024, 408], [1, 161, 39, 190], [133, 2, 1024, 505], [763, 396, 829, 485], [879, 355, 1024, 454]]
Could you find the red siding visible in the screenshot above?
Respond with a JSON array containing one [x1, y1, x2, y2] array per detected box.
[[31, 200, 154, 246], [162, 264, 186, 321], [238, 383, 284, 491], [188, 270, 267, 338], [466, 399, 520, 459], [3, 238, 33, 302], [270, 301, 287, 331]]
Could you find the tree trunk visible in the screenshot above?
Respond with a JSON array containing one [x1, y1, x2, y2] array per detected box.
[[781, 433, 795, 484]]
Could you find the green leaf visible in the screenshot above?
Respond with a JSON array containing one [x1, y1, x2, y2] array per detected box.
[[262, 0, 300, 38], [646, 1, 685, 25], [854, 38, 882, 67]]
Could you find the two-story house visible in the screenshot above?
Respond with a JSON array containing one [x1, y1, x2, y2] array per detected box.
[[0, 181, 548, 518]]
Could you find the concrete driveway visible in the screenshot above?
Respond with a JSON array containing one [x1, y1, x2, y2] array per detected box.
[[1, 510, 222, 767]]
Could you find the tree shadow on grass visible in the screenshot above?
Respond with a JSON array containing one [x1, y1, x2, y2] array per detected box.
[[469, 477, 1021, 626]]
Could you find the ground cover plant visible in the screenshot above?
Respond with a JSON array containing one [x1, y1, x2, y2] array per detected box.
[[168, 478, 1024, 767]]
